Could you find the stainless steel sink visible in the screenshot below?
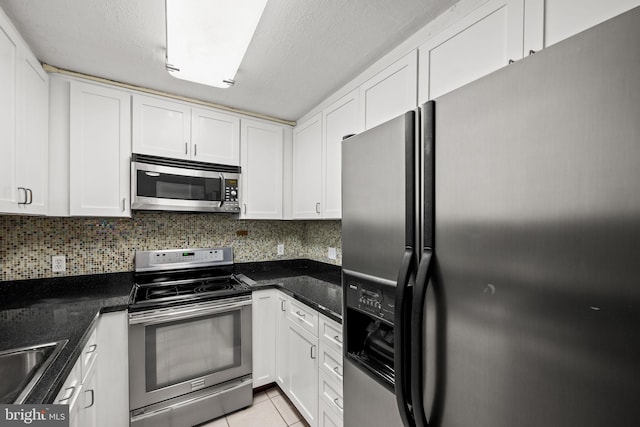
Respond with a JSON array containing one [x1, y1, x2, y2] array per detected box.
[[0, 340, 67, 404]]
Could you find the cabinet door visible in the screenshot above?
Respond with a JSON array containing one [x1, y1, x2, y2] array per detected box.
[[275, 292, 289, 389], [253, 290, 277, 388], [70, 81, 131, 217], [287, 322, 319, 427], [15, 53, 49, 214], [132, 95, 191, 159], [191, 107, 240, 165], [543, 0, 640, 47], [322, 90, 360, 219], [240, 119, 284, 219], [0, 17, 19, 213], [318, 398, 343, 427], [292, 113, 323, 219], [418, 0, 526, 102], [360, 51, 417, 130]]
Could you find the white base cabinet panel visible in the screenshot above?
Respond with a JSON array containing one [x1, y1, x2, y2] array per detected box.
[[96, 310, 128, 427], [253, 289, 277, 388]]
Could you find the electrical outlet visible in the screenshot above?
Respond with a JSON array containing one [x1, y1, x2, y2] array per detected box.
[[328, 247, 337, 260], [52, 255, 66, 272], [277, 244, 284, 256]]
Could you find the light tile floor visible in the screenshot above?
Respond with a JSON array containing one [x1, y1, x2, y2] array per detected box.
[[201, 386, 310, 427]]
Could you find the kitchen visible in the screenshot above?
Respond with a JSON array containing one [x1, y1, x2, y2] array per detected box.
[[1, 0, 640, 426]]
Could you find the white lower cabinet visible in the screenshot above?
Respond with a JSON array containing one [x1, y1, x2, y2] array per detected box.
[[253, 289, 277, 387], [264, 291, 343, 427], [55, 310, 128, 427], [286, 320, 319, 427], [275, 292, 289, 389]]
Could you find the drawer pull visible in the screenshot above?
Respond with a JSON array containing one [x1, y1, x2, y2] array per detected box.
[[333, 366, 343, 377], [84, 389, 95, 408], [311, 345, 317, 359], [334, 335, 342, 344], [296, 311, 306, 318], [58, 386, 75, 403], [86, 344, 97, 354], [333, 397, 343, 410]]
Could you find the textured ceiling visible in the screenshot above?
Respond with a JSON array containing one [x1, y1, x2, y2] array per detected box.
[[0, 0, 457, 121]]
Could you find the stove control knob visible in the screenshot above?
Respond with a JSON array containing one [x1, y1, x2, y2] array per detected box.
[[230, 190, 237, 197]]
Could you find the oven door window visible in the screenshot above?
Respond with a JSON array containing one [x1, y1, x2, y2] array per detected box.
[[137, 170, 222, 201], [145, 310, 241, 391]]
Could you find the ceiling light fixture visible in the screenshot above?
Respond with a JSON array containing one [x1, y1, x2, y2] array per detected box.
[[165, 0, 268, 88]]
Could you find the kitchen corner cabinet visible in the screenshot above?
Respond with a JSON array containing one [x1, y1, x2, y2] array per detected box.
[[69, 81, 131, 217], [360, 51, 417, 130], [240, 119, 285, 219], [292, 113, 323, 218], [322, 90, 360, 218], [132, 94, 240, 165], [253, 289, 277, 388], [0, 9, 49, 215], [292, 90, 360, 220]]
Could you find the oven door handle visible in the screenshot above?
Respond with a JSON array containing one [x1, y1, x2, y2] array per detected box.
[[129, 298, 251, 325]]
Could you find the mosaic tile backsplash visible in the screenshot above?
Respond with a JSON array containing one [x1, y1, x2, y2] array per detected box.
[[0, 213, 341, 282]]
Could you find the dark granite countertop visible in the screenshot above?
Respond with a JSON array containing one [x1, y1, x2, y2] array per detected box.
[[0, 259, 341, 404], [236, 259, 343, 323], [0, 272, 134, 404]]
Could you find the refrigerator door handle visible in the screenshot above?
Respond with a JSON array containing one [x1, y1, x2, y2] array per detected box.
[[411, 248, 434, 427], [394, 247, 416, 427]]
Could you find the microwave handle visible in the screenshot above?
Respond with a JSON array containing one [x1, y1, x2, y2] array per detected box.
[[219, 173, 226, 208]]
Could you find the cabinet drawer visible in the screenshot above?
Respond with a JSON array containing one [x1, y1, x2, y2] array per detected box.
[[81, 326, 98, 383], [319, 343, 343, 387], [319, 315, 342, 354], [286, 298, 318, 337], [319, 370, 343, 416], [319, 398, 343, 427]]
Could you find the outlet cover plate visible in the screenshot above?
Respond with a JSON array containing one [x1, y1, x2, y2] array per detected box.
[[277, 244, 284, 256], [52, 255, 66, 272], [328, 247, 337, 260]]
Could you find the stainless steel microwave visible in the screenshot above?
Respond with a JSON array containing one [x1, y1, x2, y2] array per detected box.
[[131, 154, 241, 213]]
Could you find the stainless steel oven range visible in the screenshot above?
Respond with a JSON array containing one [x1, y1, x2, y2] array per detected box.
[[128, 247, 252, 427]]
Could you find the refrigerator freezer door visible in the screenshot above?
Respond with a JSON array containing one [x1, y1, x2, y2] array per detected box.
[[430, 7, 640, 427], [341, 111, 416, 282]]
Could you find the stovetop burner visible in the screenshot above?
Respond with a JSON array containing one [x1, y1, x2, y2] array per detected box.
[[130, 247, 251, 311]]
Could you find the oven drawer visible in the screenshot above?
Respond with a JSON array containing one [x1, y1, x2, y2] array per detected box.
[[287, 298, 318, 337], [130, 377, 252, 427], [319, 342, 343, 387], [319, 314, 342, 355]]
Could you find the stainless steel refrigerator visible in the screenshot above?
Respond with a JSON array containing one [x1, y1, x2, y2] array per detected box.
[[342, 6, 640, 427]]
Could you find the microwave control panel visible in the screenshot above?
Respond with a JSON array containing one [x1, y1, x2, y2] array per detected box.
[[224, 179, 240, 212], [346, 280, 395, 322]]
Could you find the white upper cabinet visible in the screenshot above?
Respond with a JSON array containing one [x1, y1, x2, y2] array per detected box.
[[419, 0, 529, 103], [132, 94, 241, 165], [543, 0, 640, 47], [292, 113, 323, 219], [240, 119, 285, 219], [0, 18, 17, 213], [70, 81, 131, 217], [360, 51, 417, 130], [132, 94, 191, 160], [191, 107, 240, 165], [0, 9, 49, 215], [322, 90, 361, 219]]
